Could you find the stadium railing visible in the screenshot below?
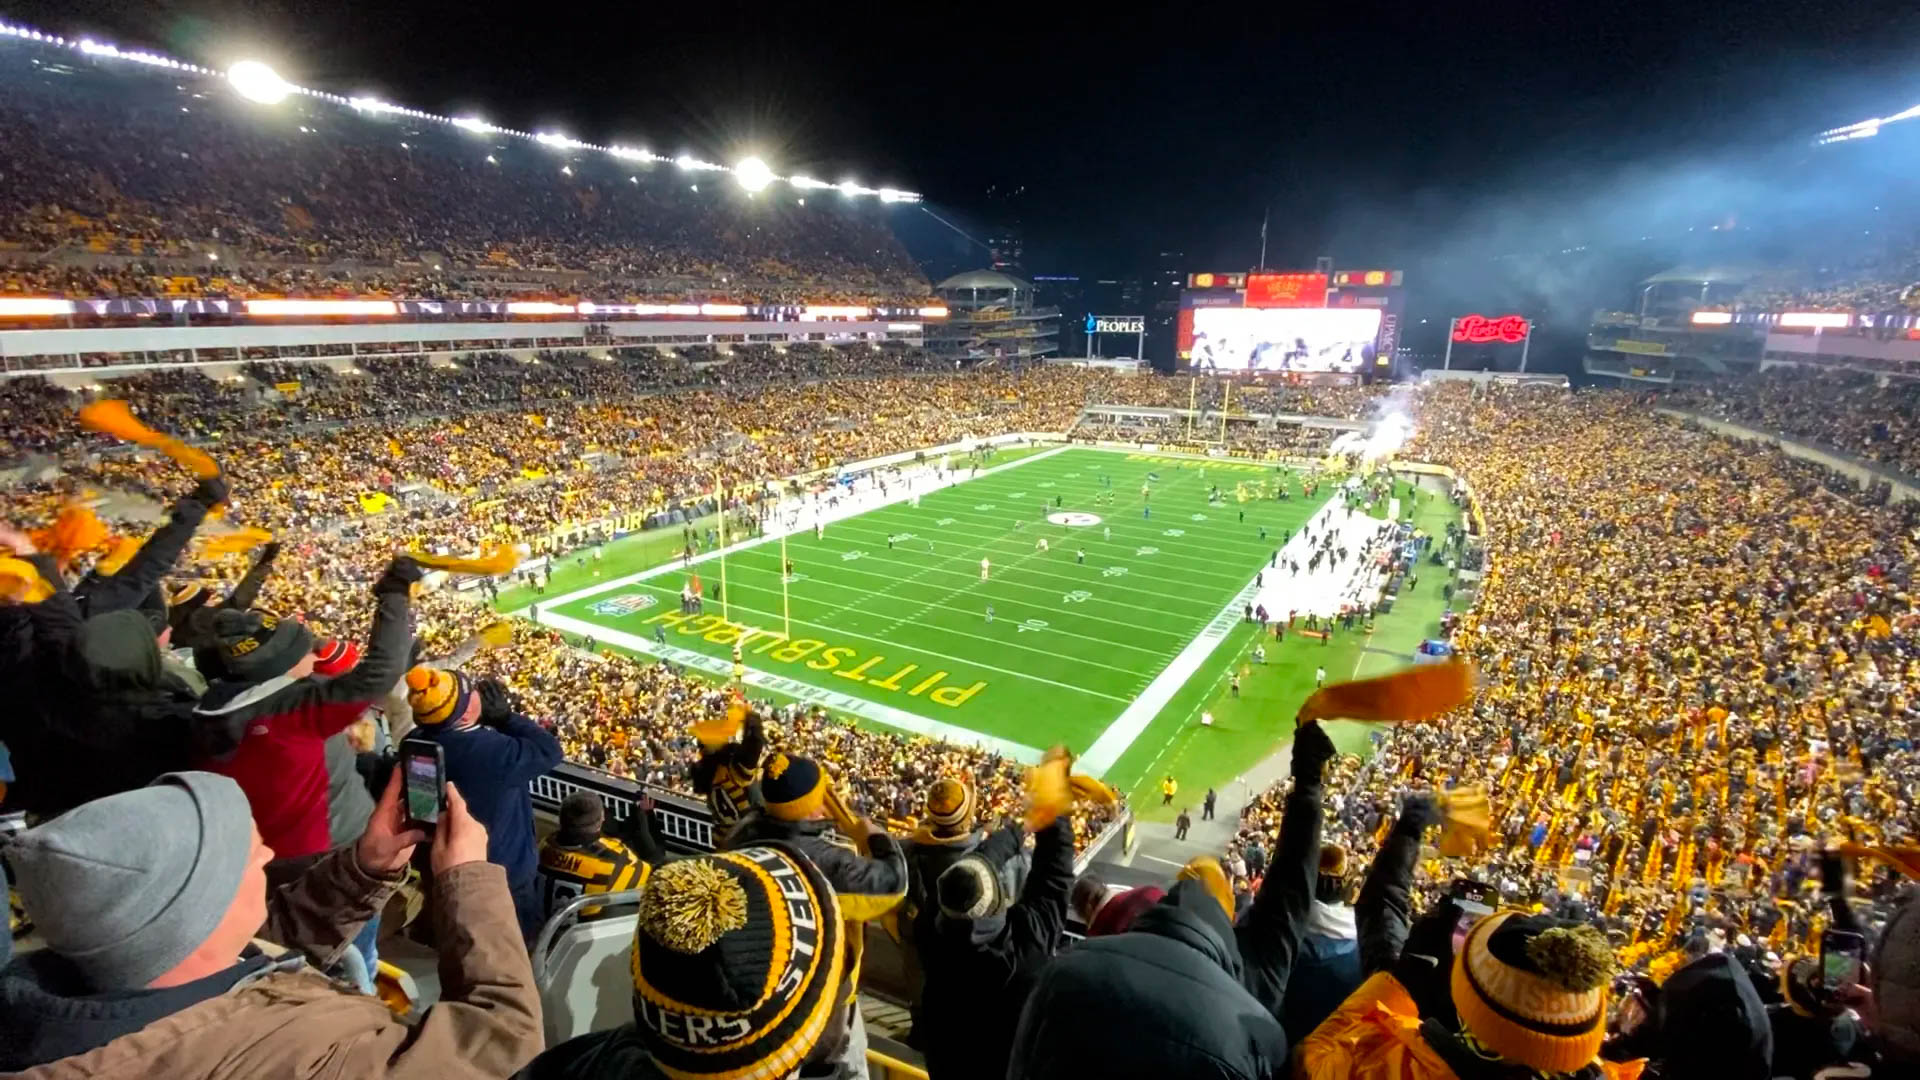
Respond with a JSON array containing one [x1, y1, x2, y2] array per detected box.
[[525, 760, 1133, 1031]]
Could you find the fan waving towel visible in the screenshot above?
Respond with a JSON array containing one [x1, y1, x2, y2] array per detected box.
[[1436, 784, 1494, 857], [1296, 658, 1475, 725], [409, 543, 520, 576], [29, 505, 110, 570], [76, 399, 220, 480], [1839, 841, 1920, 881]]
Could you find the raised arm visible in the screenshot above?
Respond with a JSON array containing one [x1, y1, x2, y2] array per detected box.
[[1235, 719, 1335, 1013], [1356, 794, 1442, 974]]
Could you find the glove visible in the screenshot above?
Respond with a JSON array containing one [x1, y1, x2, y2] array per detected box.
[[1392, 898, 1464, 1024], [476, 678, 515, 727], [1292, 719, 1337, 780], [1398, 793, 1445, 832], [372, 555, 424, 597], [187, 474, 230, 510]]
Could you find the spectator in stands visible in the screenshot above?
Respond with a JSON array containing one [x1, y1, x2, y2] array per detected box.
[[0, 770, 543, 1076], [722, 752, 908, 905], [1602, 951, 1773, 1079], [1297, 905, 1637, 1080], [405, 667, 563, 942], [522, 844, 851, 1079], [189, 556, 418, 859], [1005, 720, 1335, 1078], [69, 475, 225, 620], [1282, 794, 1442, 1046], [536, 790, 664, 922], [1864, 893, 1920, 1074], [689, 707, 766, 828], [918, 802, 1075, 1080]]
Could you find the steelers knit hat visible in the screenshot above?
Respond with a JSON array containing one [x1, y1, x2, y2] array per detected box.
[[925, 777, 975, 838], [1451, 911, 1613, 1074], [631, 843, 846, 1080], [206, 607, 313, 682], [406, 666, 474, 726], [760, 753, 826, 822]]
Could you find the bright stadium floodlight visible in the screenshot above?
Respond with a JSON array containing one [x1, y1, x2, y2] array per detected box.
[[789, 175, 829, 190], [838, 178, 861, 197], [349, 95, 402, 115], [609, 144, 652, 161], [734, 156, 774, 192], [227, 60, 293, 105], [452, 115, 496, 134]]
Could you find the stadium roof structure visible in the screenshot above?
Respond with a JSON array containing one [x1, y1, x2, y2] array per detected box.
[[936, 269, 1031, 292], [1640, 265, 1760, 286]]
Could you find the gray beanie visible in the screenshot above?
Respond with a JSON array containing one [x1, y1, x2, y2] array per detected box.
[[1877, 895, 1920, 1066], [10, 771, 255, 990]]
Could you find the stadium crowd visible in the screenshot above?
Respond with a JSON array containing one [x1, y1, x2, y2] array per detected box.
[[0, 46, 926, 306], [1660, 369, 1920, 476], [0, 365, 1916, 1076]]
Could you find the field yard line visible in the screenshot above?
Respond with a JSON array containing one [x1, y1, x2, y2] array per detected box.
[[709, 565, 1177, 656], [725, 551, 1189, 643], [1078, 498, 1346, 778], [837, 518, 1254, 584], [885, 503, 1289, 557], [663, 573, 1152, 677], [533, 587, 1134, 703], [516, 444, 1068, 613], [533, 611, 1045, 763], [807, 535, 1220, 610]]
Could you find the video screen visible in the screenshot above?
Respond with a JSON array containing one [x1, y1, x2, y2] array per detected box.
[[1187, 307, 1381, 373]]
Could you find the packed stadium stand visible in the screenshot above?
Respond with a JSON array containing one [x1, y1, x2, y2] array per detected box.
[[0, 33, 926, 307], [4, 23, 1920, 1080]]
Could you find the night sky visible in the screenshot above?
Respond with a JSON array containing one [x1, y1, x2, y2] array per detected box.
[[11, 0, 1920, 284]]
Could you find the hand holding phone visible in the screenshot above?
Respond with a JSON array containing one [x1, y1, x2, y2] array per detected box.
[[355, 766, 428, 874], [1448, 879, 1497, 952], [1821, 929, 1867, 995]]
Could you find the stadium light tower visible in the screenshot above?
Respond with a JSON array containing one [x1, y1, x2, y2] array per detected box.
[[734, 156, 774, 193], [227, 60, 293, 105]]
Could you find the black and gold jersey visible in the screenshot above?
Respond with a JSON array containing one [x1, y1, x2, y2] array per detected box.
[[537, 836, 651, 920]]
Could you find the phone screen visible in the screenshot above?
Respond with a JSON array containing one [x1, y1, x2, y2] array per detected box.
[[404, 751, 442, 825], [1453, 899, 1494, 953], [1822, 937, 1865, 992]]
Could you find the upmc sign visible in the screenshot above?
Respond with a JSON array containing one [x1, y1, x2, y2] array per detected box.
[[1245, 272, 1329, 308], [1451, 313, 1530, 344]]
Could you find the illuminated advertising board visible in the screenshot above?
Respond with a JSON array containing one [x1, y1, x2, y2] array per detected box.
[[1187, 307, 1381, 373], [1244, 272, 1329, 308]]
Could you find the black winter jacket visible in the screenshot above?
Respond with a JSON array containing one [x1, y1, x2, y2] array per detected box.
[[919, 818, 1070, 1080], [1007, 878, 1290, 1080]]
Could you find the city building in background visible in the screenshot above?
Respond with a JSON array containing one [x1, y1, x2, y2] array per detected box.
[[925, 269, 1059, 364]]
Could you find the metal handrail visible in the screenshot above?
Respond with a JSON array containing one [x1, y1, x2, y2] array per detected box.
[[530, 888, 645, 989]]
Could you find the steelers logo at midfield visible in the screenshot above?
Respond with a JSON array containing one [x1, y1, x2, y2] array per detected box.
[[1047, 512, 1102, 527]]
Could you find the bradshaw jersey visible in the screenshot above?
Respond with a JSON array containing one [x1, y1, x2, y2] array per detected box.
[[537, 836, 651, 920]]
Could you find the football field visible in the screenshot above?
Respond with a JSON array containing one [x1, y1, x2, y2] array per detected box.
[[527, 447, 1331, 782]]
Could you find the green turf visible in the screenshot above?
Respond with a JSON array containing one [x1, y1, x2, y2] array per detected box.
[[530, 447, 1326, 754], [1112, 483, 1463, 815], [493, 445, 1055, 612], [519, 445, 1462, 802]]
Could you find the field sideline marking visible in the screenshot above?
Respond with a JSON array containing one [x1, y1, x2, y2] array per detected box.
[[533, 610, 1046, 763], [1078, 498, 1347, 778], [514, 444, 1069, 613]]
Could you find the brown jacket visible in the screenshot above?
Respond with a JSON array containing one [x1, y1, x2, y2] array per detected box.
[[9, 853, 543, 1079]]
